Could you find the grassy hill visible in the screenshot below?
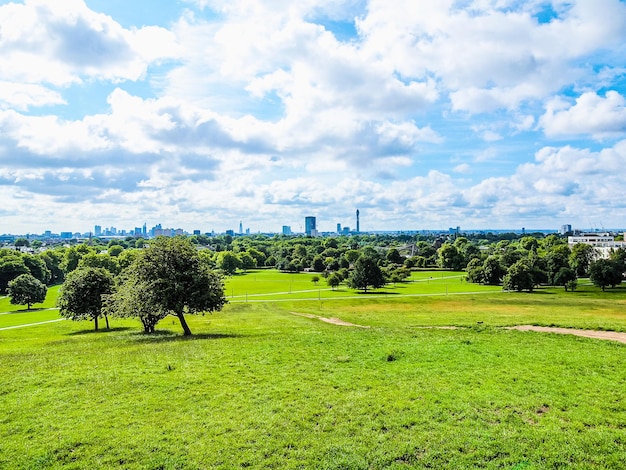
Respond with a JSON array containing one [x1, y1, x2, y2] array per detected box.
[[1, 270, 625, 468]]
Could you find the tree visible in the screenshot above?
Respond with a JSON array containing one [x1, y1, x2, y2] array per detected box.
[[311, 255, 325, 272], [386, 248, 403, 265], [78, 253, 121, 275], [217, 251, 241, 275], [311, 275, 320, 286], [482, 256, 505, 286], [57, 267, 114, 331], [112, 237, 226, 336], [14, 238, 30, 248], [503, 260, 534, 292], [589, 259, 623, 291], [7, 274, 47, 310], [0, 256, 29, 293], [107, 245, 125, 257], [327, 273, 341, 290], [238, 252, 256, 272], [553, 267, 577, 291], [22, 254, 52, 285], [569, 243, 595, 277], [105, 275, 167, 334], [437, 243, 465, 270], [347, 256, 385, 292]]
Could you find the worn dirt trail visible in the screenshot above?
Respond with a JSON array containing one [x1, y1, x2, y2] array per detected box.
[[505, 325, 626, 344], [289, 312, 370, 328]]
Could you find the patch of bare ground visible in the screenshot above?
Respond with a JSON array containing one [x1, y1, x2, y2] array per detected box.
[[289, 312, 370, 328], [505, 325, 626, 344]]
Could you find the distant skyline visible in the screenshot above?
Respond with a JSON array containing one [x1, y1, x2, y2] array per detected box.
[[1, 0, 626, 234]]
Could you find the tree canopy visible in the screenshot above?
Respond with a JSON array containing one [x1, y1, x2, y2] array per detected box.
[[8, 274, 47, 310], [57, 267, 114, 330], [111, 237, 227, 335], [347, 256, 385, 292]]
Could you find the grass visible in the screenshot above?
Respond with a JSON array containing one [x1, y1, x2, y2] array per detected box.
[[1, 271, 625, 468]]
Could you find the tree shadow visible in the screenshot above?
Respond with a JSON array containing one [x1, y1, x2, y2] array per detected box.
[[68, 327, 133, 336], [128, 331, 243, 343], [10, 307, 47, 313], [355, 290, 400, 295]]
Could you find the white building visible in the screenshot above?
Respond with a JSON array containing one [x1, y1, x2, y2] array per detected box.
[[568, 233, 626, 258]]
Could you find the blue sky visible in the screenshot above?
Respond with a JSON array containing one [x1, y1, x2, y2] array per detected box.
[[1, 0, 626, 234]]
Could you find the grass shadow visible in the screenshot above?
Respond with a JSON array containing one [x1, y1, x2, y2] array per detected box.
[[355, 291, 400, 295], [128, 331, 243, 343], [68, 327, 133, 336]]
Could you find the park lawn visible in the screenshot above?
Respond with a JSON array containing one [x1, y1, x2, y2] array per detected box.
[[1, 286, 626, 469], [224, 269, 500, 302], [0, 284, 61, 313]]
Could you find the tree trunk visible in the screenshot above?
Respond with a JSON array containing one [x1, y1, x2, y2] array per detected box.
[[177, 312, 192, 336], [105, 315, 110, 329], [94, 315, 99, 331]]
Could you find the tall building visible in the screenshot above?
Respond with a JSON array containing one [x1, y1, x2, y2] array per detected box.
[[337, 223, 342, 233], [239, 221, 243, 235], [356, 209, 360, 233], [282, 225, 292, 235], [94, 225, 102, 236], [305, 216, 317, 236]]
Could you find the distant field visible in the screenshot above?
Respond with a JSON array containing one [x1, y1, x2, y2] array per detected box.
[[1, 271, 625, 468]]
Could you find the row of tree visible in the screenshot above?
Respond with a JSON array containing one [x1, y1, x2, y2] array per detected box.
[[57, 238, 227, 335]]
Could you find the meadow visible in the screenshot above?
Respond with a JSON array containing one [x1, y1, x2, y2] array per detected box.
[[1, 270, 625, 469]]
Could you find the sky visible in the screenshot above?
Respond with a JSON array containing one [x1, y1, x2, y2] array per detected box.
[[1, 0, 626, 235]]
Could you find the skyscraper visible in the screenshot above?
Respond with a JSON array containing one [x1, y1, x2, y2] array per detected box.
[[356, 209, 360, 233], [305, 216, 316, 236]]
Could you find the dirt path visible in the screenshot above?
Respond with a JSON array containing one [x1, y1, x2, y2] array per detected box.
[[289, 312, 370, 328], [505, 325, 626, 344]]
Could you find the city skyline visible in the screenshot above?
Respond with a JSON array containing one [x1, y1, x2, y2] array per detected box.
[[1, 1, 626, 233]]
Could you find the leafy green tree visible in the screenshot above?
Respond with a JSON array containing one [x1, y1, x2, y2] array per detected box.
[[78, 253, 121, 276], [246, 248, 266, 267], [107, 245, 125, 257], [105, 275, 167, 334], [437, 243, 465, 270], [8, 274, 47, 309], [113, 237, 226, 336], [238, 252, 256, 272], [327, 273, 341, 290], [0, 257, 29, 293], [22, 254, 51, 285], [482, 256, 505, 285], [347, 256, 385, 293], [40, 250, 64, 284], [311, 275, 320, 286], [311, 255, 325, 272], [344, 250, 361, 264], [553, 267, 577, 291], [57, 267, 114, 330], [217, 251, 241, 275], [589, 259, 623, 291], [465, 258, 485, 284], [545, 245, 571, 285], [569, 243, 596, 277], [503, 260, 534, 292], [386, 248, 403, 265], [520, 236, 539, 252], [14, 238, 30, 248]]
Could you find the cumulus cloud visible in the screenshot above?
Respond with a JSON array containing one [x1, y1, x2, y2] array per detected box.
[[540, 91, 626, 139], [0, 0, 179, 108]]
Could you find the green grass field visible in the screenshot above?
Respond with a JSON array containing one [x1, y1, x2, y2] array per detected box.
[[1, 270, 625, 468]]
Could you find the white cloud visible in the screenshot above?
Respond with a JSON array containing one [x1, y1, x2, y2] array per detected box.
[[0, 0, 179, 87], [0, 82, 66, 110], [540, 91, 626, 139]]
